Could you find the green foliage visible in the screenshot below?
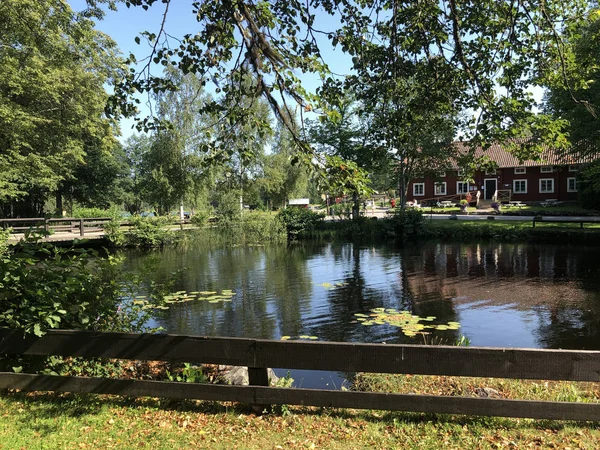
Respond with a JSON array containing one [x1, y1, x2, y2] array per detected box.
[[71, 206, 122, 219], [277, 208, 324, 240], [329, 203, 352, 220], [103, 218, 127, 247], [578, 161, 600, 210], [190, 210, 211, 227], [544, 7, 600, 151], [0, 0, 121, 215], [0, 236, 163, 337], [257, 121, 310, 209], [215, 191, 242, 224], [188, 211, 286, 246], [0, 229, 10, 260], [389, 209, 425, 240], [166, 363, 208, 384], [239, 213, 287, 245], [125, 216, 176, 248]]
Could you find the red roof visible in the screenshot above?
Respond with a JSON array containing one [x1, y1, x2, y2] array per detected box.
[[451, 140, 598, 169]]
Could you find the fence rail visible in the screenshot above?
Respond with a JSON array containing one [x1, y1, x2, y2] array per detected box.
[[1, 329, 600, 420], [0, 217, 191, 237]]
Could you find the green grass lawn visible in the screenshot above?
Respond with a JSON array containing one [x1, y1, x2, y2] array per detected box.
[[2, 376, 600, 450]]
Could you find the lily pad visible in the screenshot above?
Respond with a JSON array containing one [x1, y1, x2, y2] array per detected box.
[[354, 308, 461, 338]]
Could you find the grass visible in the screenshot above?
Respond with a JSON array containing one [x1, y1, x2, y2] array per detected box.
[[2, 375, 600, 449], [420, 203, 597, 216]]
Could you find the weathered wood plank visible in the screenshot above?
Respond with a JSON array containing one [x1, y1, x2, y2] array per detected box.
[[248, 367, 269, 386], [1, 373, 599, 421], [2, 329, 600, 381]]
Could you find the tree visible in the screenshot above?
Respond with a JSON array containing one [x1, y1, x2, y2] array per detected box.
[[69, 141, 131, 210], [308, 96, 390, 217], [578, 160, 600, 210], [109, 0, 585, 162], [146, 68, 214, 215], [544, 6, 600, 153], [258, 121, 309, 209], [0, 0, 121, 216], [213, 73, 274, 211]]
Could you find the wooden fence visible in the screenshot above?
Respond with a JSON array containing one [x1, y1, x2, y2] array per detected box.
[[1, 329, 600, 420], [0, 217, 191, 237]]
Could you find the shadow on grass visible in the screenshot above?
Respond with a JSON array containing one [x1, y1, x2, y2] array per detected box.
[[2, 389, 600, 435]]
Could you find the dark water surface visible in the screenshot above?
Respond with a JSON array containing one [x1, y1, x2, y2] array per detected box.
[[122, 241, 600, 387]]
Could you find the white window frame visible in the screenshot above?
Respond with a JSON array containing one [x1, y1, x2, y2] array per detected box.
[[540, 166, 554, 173], [413, 183, 425, 196], [539, 178, 555, 193], [514, 167, 526, 174], [434, 182, 447, 196], [437, 171, 446, 178], [513, 179, 527, 194], [569, 165, 580, 172], [457, 168, 465, 177], [567, 177, 577, 193], [484, 167, 496, 176], [456, 181, 469, 194]]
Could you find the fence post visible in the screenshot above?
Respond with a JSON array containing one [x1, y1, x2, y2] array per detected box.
[[248, 367, 269, 412], [44, 219, 49, 233], [80, 219, 85, 236]]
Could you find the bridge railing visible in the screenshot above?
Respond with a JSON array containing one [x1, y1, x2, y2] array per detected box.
[[0, 217, 191, 237]]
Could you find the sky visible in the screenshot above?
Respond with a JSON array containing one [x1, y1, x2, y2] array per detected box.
[[70, 0, 351, 141], [69, 0, 545, 142]]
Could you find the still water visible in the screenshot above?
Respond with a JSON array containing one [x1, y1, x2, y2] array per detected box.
[[123, 241, 600, 387]]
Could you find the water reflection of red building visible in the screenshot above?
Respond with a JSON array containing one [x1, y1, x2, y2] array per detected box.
[[404, 243, 590, 309]]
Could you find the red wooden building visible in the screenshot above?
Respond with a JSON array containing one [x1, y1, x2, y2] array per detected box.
[[406, 142, 596, 204]]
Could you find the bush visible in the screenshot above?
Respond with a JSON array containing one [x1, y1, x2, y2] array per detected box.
[[0, 235, 181, 375], [126, 216, 176, 247], [215, 191, 242, 224], [0, 237, 155, 336], [240, 212, 286, 244], [389, 208, 425, 240], [71, 206, 121, 219], [0, 229, 10, 259], [329, 203, 352, 220], [190, 209, 211, 227], [277, 208, 324, 240]]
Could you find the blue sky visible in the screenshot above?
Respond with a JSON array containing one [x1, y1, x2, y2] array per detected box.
[[70, 0, 351, 141], [69, 1, 544, 142]]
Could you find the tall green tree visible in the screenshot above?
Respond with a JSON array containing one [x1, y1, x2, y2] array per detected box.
[[68, 141, 131, 210], [544, 6, 600, 153], [145, 68, 214, 215], [214, 73, 273, 211], [258, 121, 309, 209], [110, 0, 585, 162], [0, 0, 122, 216], [121, 134, 152, 214], [308, 96, 391, 216]]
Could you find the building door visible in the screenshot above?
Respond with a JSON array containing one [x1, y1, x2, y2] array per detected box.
[[484, 179, 497, 200]]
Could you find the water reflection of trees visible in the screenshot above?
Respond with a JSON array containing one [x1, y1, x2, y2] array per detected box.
[[401, 242, 600, 349], [121, 240, 600, 349]]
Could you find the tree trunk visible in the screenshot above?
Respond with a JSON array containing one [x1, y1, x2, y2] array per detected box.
[[352, 191, 360, 220], [55, 190, 63, 216]]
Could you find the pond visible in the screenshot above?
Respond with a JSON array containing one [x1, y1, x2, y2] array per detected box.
[[122, 240, 600, 388]]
